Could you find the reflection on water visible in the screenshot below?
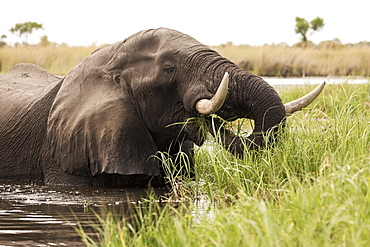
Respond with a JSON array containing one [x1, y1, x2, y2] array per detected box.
[[0, 183, 166, 246], [191, 198, 215, 226]]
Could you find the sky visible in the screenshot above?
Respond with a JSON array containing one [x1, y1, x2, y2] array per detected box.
[[1, 0, 369, 47]]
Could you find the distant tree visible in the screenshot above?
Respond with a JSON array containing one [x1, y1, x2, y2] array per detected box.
[[10, 22, 44, 44], [295, 17, 325, 43], [39, 35, 51, 46], [0, 34, 6, 47]]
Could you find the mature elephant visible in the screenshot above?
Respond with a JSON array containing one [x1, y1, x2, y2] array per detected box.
[[0, 28, 325, 187]]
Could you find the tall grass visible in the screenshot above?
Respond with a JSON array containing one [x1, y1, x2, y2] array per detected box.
[[213, 44, 370, 77], [1, 44, 370, 77], [0, 45, 96, 75], [77, 82, 370, 246]]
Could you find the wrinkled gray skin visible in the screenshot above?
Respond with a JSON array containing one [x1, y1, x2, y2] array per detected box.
[[0, 28, 285, 187]]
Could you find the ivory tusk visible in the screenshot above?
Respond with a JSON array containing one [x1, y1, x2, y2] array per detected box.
[[196, 72, 229, 115], [284, 81, 326, 116]]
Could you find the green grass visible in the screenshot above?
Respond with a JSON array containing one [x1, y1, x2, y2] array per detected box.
[[76, 82, 370, 246]]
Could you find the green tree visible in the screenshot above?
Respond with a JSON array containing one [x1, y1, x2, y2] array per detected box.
[[10, 22, 44, 44], [295, 17, 325, 43]]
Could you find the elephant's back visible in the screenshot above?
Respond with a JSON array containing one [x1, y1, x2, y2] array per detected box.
[[0, 64, 62, 182], [0, 63, 61, 89], [0, 63, 61, 117]]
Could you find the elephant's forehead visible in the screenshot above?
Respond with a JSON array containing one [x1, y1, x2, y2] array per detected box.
[[126, 28, 204, 54]]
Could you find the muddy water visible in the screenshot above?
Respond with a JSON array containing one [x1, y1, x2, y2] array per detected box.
[[0, 183, 167, 246]]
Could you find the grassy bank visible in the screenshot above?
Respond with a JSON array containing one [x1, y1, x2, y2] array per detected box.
[[1, 44, 370, 77], [77, 82, 370, 246]]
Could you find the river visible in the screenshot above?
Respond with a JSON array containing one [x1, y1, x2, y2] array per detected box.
[[265, 76, 369, 86], [0, 183, 167, 246], [263, 76, 370, 86]]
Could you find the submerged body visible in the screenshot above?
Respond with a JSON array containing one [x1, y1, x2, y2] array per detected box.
[[0, 28, 324, 187]]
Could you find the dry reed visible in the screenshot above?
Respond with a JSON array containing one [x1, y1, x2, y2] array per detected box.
[[0, 45, 96, 75], [213, 44, 370, 77], [1, 44, 370, 77]]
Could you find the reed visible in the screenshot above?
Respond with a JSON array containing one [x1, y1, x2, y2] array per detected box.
[[0, 45, 96, 75], [213, 44, 370, 77], [1, 44, 370, 77]]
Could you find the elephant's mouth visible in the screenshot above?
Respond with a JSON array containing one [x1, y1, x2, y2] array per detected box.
[[175, 120, 207, 147]]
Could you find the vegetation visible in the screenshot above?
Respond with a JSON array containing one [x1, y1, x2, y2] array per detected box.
[[295, 17, 325, 43], [1, 42, 369, 77], [0, 35, 6, 48], [0, 45, 95, 75], [76, 82, 370, 246], [214, 43, 370, 77], [9, 22, 44, 44]]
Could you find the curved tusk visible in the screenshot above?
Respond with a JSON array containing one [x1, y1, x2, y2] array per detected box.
[[284, 81, 326, 116], [196, 72, 229, 115]]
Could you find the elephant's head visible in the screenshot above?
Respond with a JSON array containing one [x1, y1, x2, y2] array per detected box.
[[47, 28, 324, 178]]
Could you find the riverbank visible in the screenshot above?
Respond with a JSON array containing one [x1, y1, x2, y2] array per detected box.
[[1, 44, 370, 77]]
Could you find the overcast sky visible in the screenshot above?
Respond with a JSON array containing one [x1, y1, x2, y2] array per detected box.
[[1, 0, 369, 47]]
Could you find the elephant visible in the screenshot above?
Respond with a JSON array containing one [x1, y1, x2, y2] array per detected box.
[[0, 28, 325, 187]]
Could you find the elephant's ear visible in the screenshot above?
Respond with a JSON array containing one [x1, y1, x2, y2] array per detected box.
[[47, 48, 160, 177]]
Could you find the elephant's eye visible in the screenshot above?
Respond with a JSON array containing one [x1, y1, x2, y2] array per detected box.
[[163, 64, 176, 74]]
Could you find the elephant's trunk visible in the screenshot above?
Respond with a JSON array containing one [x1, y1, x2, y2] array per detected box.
[[186, 48, 324, 155], [214, 70, 286, 154], [213, 69, 325, 155], [239, 74, 286, 150]]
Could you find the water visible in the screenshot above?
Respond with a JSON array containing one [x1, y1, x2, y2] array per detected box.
[[0, 183, 167, 246], [264, 76, 369, 86]]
